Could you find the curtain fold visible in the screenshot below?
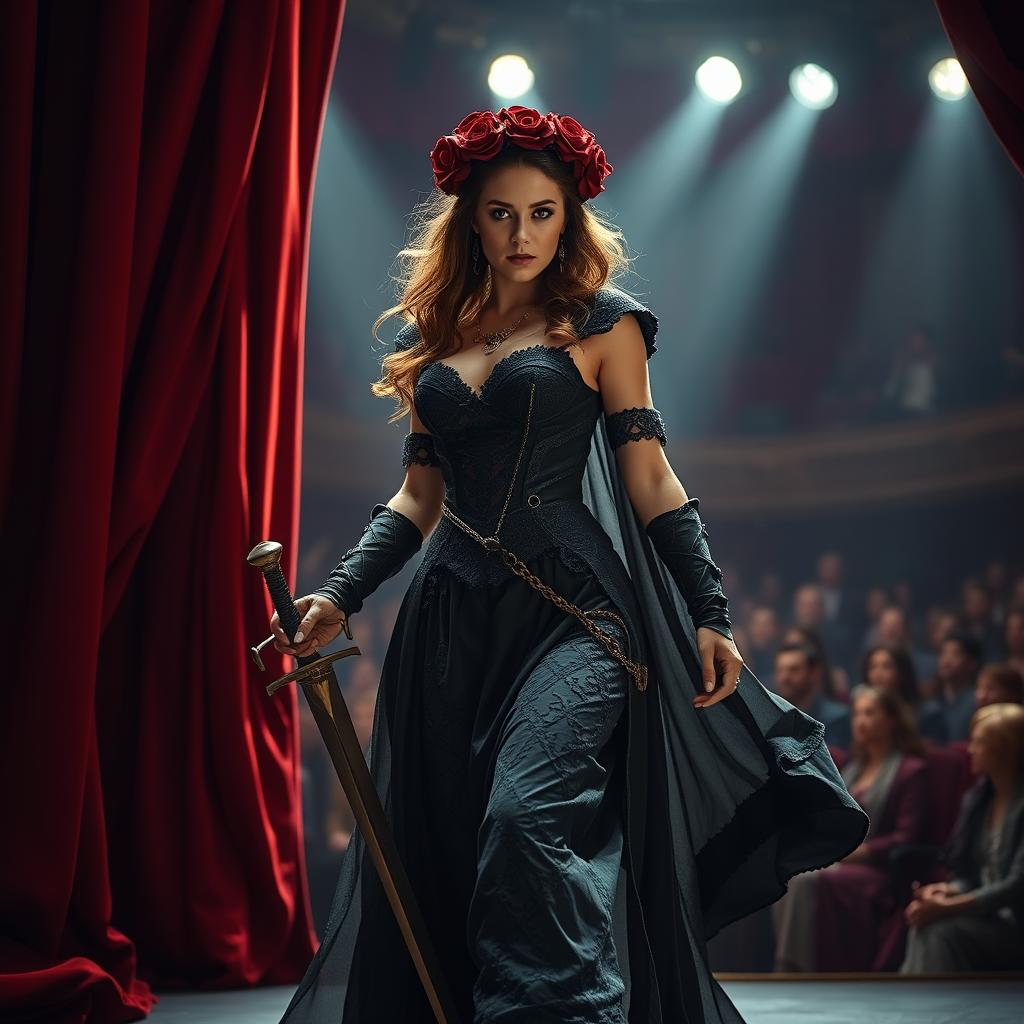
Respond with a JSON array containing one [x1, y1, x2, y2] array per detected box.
[[933, 0, 1024, 175], [0, 1, 345, 1019]]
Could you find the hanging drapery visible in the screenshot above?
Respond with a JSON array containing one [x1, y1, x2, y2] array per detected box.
[[0, 1, 345, 1019]]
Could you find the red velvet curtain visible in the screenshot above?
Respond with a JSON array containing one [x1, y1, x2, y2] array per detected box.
[[933, 0, 1024, 174], [0, 2, 345, 1020]]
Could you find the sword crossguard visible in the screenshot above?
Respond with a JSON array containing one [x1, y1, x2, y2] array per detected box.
[[263, 646, 362, 697]]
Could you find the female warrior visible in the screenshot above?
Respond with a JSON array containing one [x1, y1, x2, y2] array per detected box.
[[271, 106, 869, 1024]]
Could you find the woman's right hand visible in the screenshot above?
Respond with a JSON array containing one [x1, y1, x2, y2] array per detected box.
[[910, 879, 955, 901], [271, 594, 351, 660]]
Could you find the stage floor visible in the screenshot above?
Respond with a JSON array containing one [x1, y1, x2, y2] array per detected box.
[[149, 978, 1024, 1023]]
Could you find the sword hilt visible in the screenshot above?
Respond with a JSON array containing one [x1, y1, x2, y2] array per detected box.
[[247, 540, 302, 643]]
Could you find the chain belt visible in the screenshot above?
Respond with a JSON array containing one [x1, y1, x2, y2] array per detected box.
[[439, 381, 648, 693]]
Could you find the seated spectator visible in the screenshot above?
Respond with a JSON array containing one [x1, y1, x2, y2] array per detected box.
[[745, 605, 781, 688], [919, 606, 960, 698], [774, 685, 929, 971], [863, 644, 948, 744], [900, 703, 1024, 971], [783, 625, 850, 705], [976, 663, 1024, 709], [1005, 605, 1024, 679], [793, 582, 854, 677], [865, 605, 935, 694], [774, 640, 851, 748], [938, 631, 985, 741], [962, 577, 1007, 661]]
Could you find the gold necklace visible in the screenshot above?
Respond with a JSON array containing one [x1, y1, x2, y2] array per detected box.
[[475, 310, 531, 355]]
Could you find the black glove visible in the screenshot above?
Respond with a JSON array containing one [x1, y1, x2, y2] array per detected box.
[[644, 497, 734, 641], [312, 502, 424, 616]]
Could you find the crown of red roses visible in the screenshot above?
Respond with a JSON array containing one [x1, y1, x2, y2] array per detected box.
[[429, 106, 614, 202]]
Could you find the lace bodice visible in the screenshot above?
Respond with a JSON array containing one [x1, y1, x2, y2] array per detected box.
[[393, 285, 659, 589]]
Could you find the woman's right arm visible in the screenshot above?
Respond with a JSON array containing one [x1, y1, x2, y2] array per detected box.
[[271, 407, 445, 658], [388, 403, 446, 539]]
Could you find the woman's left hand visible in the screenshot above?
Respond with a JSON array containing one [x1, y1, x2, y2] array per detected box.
[[693, 627, 744, 709], [905, 892, 956, 928]]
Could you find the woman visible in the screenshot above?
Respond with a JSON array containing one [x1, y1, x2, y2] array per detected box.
[[863, 644, 948, 744], [773, 684, 929, 971], [271, 107, 868, 1023], [900, 702, 1024, 971]]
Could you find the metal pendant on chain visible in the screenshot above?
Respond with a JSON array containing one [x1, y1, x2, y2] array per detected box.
[[477, 310, 531, 355]]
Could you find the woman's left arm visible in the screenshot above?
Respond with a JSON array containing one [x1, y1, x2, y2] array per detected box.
[[593, 313, 744, 710]]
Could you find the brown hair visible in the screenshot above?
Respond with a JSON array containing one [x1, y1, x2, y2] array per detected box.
[[370, 145, 635, 423], [978, 662, 1024, 703], [846, 683, 928, 760]]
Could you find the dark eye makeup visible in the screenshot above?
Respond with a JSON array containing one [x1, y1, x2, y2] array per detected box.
[[490, 208, 554, 220]]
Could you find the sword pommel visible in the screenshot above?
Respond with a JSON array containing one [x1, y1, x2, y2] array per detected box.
[[247, 540, 301, 641], [247, 540, 284, 571]]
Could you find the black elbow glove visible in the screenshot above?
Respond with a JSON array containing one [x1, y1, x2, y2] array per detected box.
[[312, 502, 424, 616], [644, 497, 734, 641]]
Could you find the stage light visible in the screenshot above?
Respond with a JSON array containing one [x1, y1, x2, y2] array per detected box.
[[488, 55, 535, 99], [929, 58, 969, 101], [695, 56, 742, 105], [789, 63, 838, 110]]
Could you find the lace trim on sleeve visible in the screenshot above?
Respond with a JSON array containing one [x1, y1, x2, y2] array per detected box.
[[402, 431, 440, 467], [604, 406, 667, 450], [394, 320, 421, 352], [576, 285, 659, 359]]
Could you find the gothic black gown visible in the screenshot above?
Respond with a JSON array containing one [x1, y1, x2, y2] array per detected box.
[[279, 285, 870, 1023]]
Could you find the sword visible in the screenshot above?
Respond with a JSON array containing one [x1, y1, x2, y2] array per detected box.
[[246, 540, 461, 1024]]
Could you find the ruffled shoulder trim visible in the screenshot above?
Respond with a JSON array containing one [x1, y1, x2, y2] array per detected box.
[[575, 285, 659, 360], [393, 319, 421, 352]]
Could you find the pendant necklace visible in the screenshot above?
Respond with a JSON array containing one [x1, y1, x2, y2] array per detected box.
[[476, 310, 531, 355]]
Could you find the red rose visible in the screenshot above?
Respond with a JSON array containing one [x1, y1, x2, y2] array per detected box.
[[451, 110, 505, 161], [429, 134, 471, 195], [497, 105, 557, 150], [577, 146, 614, 201], [552, 114, 596, 163]]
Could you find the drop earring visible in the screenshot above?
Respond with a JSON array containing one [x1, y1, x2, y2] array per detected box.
[[558, 236, 566, 273], [472, 233, 481, 274]]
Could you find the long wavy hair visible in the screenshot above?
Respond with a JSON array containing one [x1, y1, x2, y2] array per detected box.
[[861, 644, 923, 708], [845, 683, 928, 762], [370, 144, 635, 424]]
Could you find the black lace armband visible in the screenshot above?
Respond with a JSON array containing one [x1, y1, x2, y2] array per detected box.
[[605, 406, 667, 450], [402, 431, 440, 467]]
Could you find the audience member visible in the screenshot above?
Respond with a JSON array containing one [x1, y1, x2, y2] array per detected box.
[[783, 625, 850, 704], [900, 703, 1024, 970], [745, 605, 781, 687], [815, 551, 846, 623], [1004, 605, 1024, 679], [865, 605, 934, 691], [862, 644, 947, 744], [793, 582, 854, 675], [774, 641, 851, 748], [976, 663, 1024, 709], [920, 606, 960, 696], [962, 577, 1006, 661], [774, 685, 929, 971], [860, 586, 890, 648], [937, 631, 984, 741]]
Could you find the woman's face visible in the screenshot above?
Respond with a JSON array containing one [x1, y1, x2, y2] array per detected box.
[[866, 650, 898, 692], [851, 691, 891, 747], [472, 164, 567, 287]]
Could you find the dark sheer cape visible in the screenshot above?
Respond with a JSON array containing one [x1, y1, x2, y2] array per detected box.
[[279, 285, 869, 1023]]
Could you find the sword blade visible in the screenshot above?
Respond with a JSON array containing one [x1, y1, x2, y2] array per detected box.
[[296, 656, 461, 1024]]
